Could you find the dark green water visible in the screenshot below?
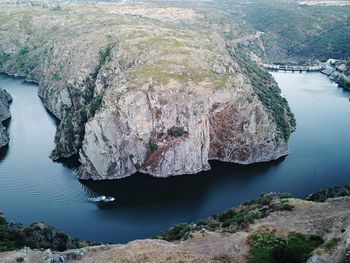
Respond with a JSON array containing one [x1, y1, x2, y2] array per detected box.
[[0, 72, 349, 243]]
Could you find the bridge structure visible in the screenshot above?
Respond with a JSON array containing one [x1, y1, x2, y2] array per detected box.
[[263, 63, 324, 72]]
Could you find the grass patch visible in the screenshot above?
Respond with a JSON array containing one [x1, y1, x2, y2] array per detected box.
[[127, 60, 229, 90]]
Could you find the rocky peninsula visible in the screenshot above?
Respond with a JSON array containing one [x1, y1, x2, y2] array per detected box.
[[0, 3, 295, 179]]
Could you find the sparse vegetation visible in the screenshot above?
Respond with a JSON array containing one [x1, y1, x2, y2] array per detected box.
[[320, 237, 341, 251], [15, 46, 30, 71], [157, 193, 296, 241]]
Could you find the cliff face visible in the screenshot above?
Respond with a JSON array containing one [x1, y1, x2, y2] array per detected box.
[[0, 88, 12, 148], [0, 3, 294, 179], [79, 64, 289, 179]]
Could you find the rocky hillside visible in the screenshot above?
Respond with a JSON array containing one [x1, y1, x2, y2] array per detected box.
[[222, 0, 350, 63], [0, 88, 12, 148], [0, 3, 295, 179], [1, 187, 350, 263]]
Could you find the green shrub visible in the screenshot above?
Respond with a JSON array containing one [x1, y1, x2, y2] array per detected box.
[[92, 44, 113, 79], [24, 227, 34, 237], [249, 231, 286, 263], [338, 75, 350, 89], [280, 193, 293, 199], [249, 231, 323, 263], [159, 223, 191, 241], [16, 257, 24, 263], [148, 138, 158, 152], [276, 203, 294, 211], [15, 46, 30, 70], [320, 237, 341, 251], [50, 5, 62, 11], [341, 254, 350, 263], [167, 127, 186, 138], [51, 71, 61, 81], [218, 209, 237, 223], [159, 97, 168, 105], [0, 52, 10, 67]]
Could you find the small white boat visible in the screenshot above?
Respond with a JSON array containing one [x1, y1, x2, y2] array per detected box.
[[88, 195, 115, 202]]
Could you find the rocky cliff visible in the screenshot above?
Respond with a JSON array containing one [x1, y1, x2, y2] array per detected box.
[[0, 3, 295, 179], [0, 88, 12, 148]]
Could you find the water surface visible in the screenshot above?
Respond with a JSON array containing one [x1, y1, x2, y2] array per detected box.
[[0, 72, 349, 243]]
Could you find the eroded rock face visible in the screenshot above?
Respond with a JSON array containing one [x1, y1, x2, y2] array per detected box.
[[0, 4, 294, 179], [0, 89, 12, 148]]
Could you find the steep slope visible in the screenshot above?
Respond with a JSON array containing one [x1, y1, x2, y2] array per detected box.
[[0, 3, 294, 179]]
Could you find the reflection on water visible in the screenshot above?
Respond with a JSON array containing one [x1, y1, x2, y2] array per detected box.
[[0, 72, 349, 243], [81, 158, 286, 209]]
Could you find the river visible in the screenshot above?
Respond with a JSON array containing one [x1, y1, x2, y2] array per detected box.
[[0, 72, 349, 243]]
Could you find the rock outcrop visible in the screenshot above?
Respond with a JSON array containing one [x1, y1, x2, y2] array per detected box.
[[0, 3, 295, 179], [321, 59, 350, 89], [0, 88, 12, 148]]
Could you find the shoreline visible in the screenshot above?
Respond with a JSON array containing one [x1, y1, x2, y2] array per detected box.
[[1, 185, 350, 262]]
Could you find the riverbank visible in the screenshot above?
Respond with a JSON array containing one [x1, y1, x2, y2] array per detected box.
[[320, 59, 350, 90], [1, 186, 350, 263]]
